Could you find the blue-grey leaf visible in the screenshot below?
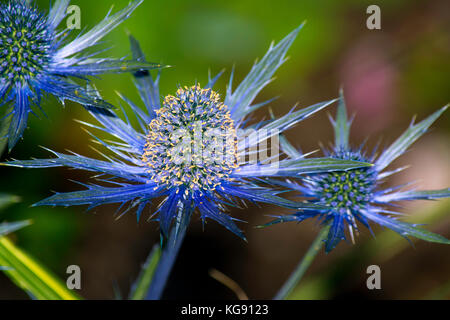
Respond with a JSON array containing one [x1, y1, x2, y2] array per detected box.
[[129, 34, 162, 117], [269, 109, 302, 159], [58, 60, 166, 75], [222, 186, 326, 210], [33, 184, 161, 208], [3, 150, 146, 181], [57, 0, 144, 59], [235, 157, 372, 177], [375, 188, 450, 203], [364, 210, 450, 245], [0, 221, 31, 236], [47, 0, 70, 29], [376, 105, 448, 171], [333, 89, 351, 149], [238, 99, 336, 150]]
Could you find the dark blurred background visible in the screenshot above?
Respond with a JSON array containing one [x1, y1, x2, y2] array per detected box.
[[0, 0, 449, 299]]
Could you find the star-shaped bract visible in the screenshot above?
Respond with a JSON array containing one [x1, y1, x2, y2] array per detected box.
[[267, 92, 450, 252], [0, 0, 162, 151]]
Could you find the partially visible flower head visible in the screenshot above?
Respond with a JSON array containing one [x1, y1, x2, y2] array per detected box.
[[267, 92, 450, 252], [3, 26, 370, 240], [0, 2, 54, 83], [0, 0, 161, 151], [143, 85, 238, 194]]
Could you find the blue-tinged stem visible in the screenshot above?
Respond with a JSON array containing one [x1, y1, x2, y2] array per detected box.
[[145, 205, 191, 300], [0, 111, 12, 157], [274, 225, 330, 300]]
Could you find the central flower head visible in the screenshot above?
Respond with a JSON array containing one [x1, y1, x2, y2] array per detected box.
[[142, 85, 238, 194], [0, 1, 54, 83], [311, 149, 377, 215]]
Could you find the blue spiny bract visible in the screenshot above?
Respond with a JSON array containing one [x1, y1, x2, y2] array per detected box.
[[0, 0, 161, 151], [3, 26, 371, 239], [267, 91, 450, 252]]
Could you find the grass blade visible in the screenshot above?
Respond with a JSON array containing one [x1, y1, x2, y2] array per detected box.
[[0, 237, 81, 300], [129, 244, 161, 300]]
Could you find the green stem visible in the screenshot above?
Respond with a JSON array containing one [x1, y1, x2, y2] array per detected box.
[[274, 225, 330, 300], [144, 225, 187, 300], [145, 203, 191, 300]]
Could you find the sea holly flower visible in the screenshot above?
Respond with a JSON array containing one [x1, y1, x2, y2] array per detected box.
[[2, 26, 370, 240], [0, 0, 162, 151], [266, 91, 450, 253]]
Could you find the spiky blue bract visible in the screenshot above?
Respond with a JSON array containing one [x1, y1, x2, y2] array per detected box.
[[267, 92, 450, 253], [0, 0, 163, 151], [3, 26, 370, 240]]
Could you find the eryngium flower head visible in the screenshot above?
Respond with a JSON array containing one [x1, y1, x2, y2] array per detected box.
[[3, 26, 370, 239], [0, 0, 161, 151], [0, 2, 52, 83], [267, 92, 450, 252], [142, 85, 238, 193]]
